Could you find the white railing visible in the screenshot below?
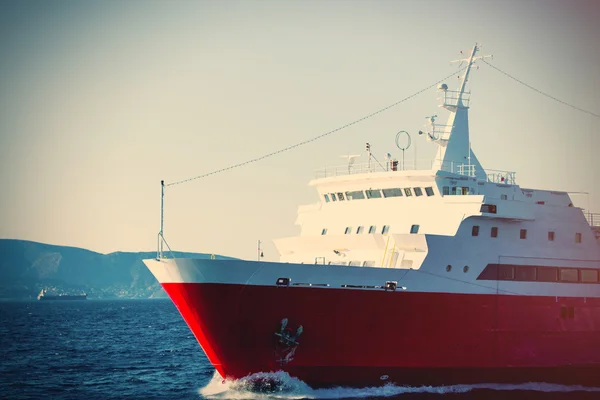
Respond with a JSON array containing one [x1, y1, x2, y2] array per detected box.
[[585, 212, 600, 227], [439, 90, 470, 108], [314, 159, 517, 185]]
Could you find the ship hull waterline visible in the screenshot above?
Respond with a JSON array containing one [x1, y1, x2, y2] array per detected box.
[[161, 281, 600, 388]]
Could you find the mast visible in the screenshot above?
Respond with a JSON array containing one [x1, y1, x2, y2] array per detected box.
[[158, 180, 164, 260], [430, 43, 492, 179]]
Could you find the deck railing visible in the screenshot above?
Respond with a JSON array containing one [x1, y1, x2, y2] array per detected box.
[[315, 159, 516, 185], [585, 212, 600, 227]]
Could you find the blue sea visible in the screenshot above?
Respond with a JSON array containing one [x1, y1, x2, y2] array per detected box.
[[1, 300, 600, 400]]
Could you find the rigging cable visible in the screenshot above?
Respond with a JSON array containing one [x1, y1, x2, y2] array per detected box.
[[166, 67, 466, 187], [482, 59, 600, 119]]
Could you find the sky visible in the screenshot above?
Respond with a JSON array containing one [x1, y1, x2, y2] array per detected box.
[[1, 0, 599, 260]]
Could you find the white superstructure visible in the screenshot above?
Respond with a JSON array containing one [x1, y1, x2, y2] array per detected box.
[[273, 44, 600, 280]]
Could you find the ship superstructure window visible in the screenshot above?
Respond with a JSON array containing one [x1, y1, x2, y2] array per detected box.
[[330, 193, 337, 201], [560, 268, 578, 283], [451, 187, 457, 195], [356, 226, 364, 234], [520, 229, 527, 239], [501, 194, 508, 200], [345, 227, 352, 234], [516, 266, 536, 281], [462, 187, 469, 195], [346, 190, 365, 200], [324, 194, 330, 203], [368, 225, 377, 234], [581, 269, 599, 283], [404, 188, 413, 197], [321, 228, 327, 235], [472, 226, 480, 237], [498, 265, 515, 280], [479, 264, 600, 284], [414, 187, 423, 196], [337, 192, 345, 201], [537, 267, 558, 282], [382, 188, 402, 198], [443, 186, 449, 195], [410, 224, 420, 234], [575, 233, 582, 243], [480, 204, 497, 214], [491, 227, 498, 238], [382, 225, 390, 234], [425, 187, 435, 196], [366, 189, 382, 199], [348, 261, 362, 267], [548, 231, 555, 241]]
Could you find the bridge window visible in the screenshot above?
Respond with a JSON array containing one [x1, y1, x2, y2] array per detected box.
[[337, 192, 345, 201], [462, 187, 469, 195], [382, 225, 390, 234], [548, 231, 555, 241], [404, 188, 413, 197], [451, 187, 457, 195], [414, 187, 423, 196], [425, 187, 435, 196], [348, 261, 362, 267], [344, 227, 352, 235], [382, 188, 403, 198], [575, 233, 582, 244], [410, 224, 420, 234], [346, 190, 365, 200], [520, 229, 527, 240], [366, 189, 382, 199], [324, 194, 330, 203], [472, 226, 480, 237], [321, 228, 327, 235], [491, 227, 498, 238], [356, 226, 364, 234], [368, 225, 377, 234], [443, 186, 449, 195], [330, 193, 337, 202]]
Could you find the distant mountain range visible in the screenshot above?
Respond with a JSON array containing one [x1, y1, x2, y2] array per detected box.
[[0, 239, 231, 299]]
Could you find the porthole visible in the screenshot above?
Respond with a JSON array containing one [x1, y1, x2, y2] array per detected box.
[[446, 265, 452, 272], [463, 265, 469, 273]]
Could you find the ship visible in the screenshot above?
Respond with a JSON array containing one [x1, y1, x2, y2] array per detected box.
[[37, 289, 87, 301], [143, 44, 600, 388]]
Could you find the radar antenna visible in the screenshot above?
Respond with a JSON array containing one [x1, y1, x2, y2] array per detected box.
[[340, 154, 360, 174]]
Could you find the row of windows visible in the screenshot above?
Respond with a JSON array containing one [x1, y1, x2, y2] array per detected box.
[[442, 186, 474, 196], [322, 224, 421, 235], [324, 186, 435, 203], [478, 264, 600, 283], [471, 225, 584, 243]]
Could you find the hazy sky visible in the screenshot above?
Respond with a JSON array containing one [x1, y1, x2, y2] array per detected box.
[[1, 0, 599, 260]]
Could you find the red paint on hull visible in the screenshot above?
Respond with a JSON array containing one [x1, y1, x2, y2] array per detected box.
[[162, 283, 600, 388]]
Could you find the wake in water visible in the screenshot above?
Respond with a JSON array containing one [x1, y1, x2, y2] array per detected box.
[[198, 370, 600, 399]]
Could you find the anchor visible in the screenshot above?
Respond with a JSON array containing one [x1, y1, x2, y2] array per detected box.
[[274, 318, 303, 365]]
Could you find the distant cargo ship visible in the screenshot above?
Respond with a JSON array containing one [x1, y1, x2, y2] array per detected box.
[[37, 289, 87, 301]]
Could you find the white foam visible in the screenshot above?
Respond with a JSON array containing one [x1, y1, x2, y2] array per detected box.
[[198, 370, 600, 399]]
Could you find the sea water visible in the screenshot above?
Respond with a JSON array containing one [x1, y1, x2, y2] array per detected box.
[[1, 299, 599, 400]]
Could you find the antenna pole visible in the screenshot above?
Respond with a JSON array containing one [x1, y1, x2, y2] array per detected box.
[[257, 240, 261, 261], [159, 180, 164, 259]]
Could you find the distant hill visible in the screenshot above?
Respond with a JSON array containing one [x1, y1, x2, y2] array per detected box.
[[0, 239, 232, 299]]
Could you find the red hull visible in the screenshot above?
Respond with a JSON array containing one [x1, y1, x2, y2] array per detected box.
[[162, 282, 600, 388]]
